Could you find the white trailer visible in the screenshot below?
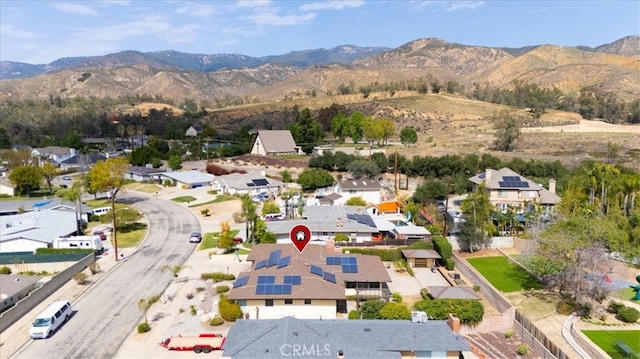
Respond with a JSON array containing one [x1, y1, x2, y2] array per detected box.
[[52, 235, 103, 254]]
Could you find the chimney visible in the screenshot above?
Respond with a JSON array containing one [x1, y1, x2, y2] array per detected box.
[[485, 169, 493, 183], [325, 240, 335, 254], [548, 178, 556, 194], [336, 218, 343, 228], [447, 313, 461, 333]]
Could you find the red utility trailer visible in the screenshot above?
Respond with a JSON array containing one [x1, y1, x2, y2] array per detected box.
[[160, 333, 225, 353]]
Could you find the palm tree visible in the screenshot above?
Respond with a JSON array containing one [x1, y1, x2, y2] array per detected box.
[[138, 298, 151, 324], [161, 264, 192, 278]]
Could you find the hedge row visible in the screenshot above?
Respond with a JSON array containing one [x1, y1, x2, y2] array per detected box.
[[218, 294, 243, 322], [413, 298, 484, 325], [201, 272, 235, 282]]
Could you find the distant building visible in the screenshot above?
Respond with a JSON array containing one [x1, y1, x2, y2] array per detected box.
[[185, 126, 200, 137], [250, 130, 300, 156], [334, 179, 382, 205], [58, 153, 107, 171], [468, 168, 560, 213], [31, 146, 76, 165], [213, 172, 283, 196], [160, 171, 214, 189]]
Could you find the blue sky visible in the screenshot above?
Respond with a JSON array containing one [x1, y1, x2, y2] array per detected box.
[[1, 0, 638, 64]]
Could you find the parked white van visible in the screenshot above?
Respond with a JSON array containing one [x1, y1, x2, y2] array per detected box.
[[29, 300, 72, 339], [91, 207, 111, 216], [263, 213, 285, 221]]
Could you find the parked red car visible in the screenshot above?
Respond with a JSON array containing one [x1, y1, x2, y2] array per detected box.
[[233, 237, 243, 244], [93, 231, 107, 241]]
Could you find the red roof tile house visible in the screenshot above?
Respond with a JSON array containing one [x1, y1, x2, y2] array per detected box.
[[228, 243, 391, 320]]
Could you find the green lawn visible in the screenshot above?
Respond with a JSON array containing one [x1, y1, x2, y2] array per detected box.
[[198, 229, 239, 251], [113, 223, 147, 248], [582, 330, 640, 359], [466, 256, 543, 292], [170, 196, 197, 203], [189, 195, 238, 208]]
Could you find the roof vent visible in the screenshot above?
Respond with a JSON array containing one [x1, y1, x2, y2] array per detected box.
[[364, 328, 371, 332]]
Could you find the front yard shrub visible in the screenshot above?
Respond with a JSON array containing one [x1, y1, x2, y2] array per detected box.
[[504, 330, 514, 339], [607, 301, 625, 314], [36, 248, 94, 255], [89, 263, 100, 274], [216, 285, 230, 293], [209, 316, 224, 326], [334, 233, 349, 242], [360, 300, 386, 319], [73, 272, 88, 284], [433, 236, 452, 259], [556, 297, 577, 315], [0, 266, 11, 274], [348, 310, 361, 320], [618, 306, 640, 323], [380, 302, 411, 320], [444, 258, 455, 270], [137, 322, 151, 333], [420, 288, 431, 299], [516, 344, 530, 355], [201, 272, 235, 282], [413, 298, 484, 325], [218, 294, 243, 322]]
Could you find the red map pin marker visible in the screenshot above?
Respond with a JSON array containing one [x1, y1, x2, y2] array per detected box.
[[290, 224, 312, 253]]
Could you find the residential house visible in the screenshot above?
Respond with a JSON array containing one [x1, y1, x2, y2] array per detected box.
[[185, 126, 200, 137], [228, 243, 391, 320], [0, 206, 81, 253], [58, 153, 107, 171], [333, 179, 382, 205], [212, 172, 283, 196], [222, 316, 470, 359], [31, 146, 76, 165], [0, 274, 42, 312], [126, 166, 166, 182], [160, 170, 215, 189], [468, 168, 561, 213], [250, 130, 299, 156]]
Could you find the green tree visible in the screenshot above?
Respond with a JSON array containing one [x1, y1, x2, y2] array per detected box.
[[297, 168, 334, 190], [129, 146, 158, 166], [254, 218, 276, 244], [459, 184, 494, 252], [288, 107, 323, 154], [63, 182, 84, 234], [280, 170, 292, 183], [168, 155, 182, 171], [41, 162, 59, 192], [346, 197, 367, 206], [347, 160, 380, 179], [400, 127, 418, 147], [8, 165, 43, 196], [331, 113, 350, 143], [493, 113, 521, 151], [241, 195, 259, 244], [349, 112, 365, 143], [412, 179, 447, 204], [363, 116, 384, 146], [261, 200, 281, 216], [380, 302, 411, 320]]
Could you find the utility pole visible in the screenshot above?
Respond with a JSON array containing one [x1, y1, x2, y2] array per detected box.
[[394, 146, 398, 192], [206, 137, 210, 165]]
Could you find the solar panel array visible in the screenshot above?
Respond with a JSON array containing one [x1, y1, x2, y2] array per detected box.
[[266, 249, 282, 267], [326, 256, 358, 273], [277, 256, 291, 268], [345, 213, 377, 227], [323, 272, 336, 284], [310, 265, 323, 276], [255, 275, 301, 295], [233, 276, 249, 288], [498, 176, 529, 188], [253, 179, 269, 186], [255, 260, 267, 269]]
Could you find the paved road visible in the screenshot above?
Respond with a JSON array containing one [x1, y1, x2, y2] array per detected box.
[[13, 195, 200, 359]]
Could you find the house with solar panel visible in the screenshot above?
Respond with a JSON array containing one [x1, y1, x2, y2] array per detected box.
[[333, 179, 383, 205], [212, 172, 283, 196], [469, 168, 560, 213], [228, 243, 392, 320], [250, 130, 301, 156]]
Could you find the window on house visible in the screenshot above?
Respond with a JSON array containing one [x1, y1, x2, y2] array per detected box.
[[265, 299, 273, 307], [498, 190, 507, 198], [304, 299, 312, 305], [285, 299, 293, 305]]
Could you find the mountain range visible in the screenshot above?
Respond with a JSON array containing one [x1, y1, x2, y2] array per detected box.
[[1, 35, 638, 103]]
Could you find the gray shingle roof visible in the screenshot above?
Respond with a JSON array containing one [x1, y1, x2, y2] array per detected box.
[[0, 274, 42, 297], [402, 249, 441, 259], [256, 130, 298, 154], [0, 208, 78, 243], [215, 173, 282, 191], [223, 316, 470, 359], [427, 286, 481, 300], [338, 179, 381, 190], [469, 167, 542, 191]]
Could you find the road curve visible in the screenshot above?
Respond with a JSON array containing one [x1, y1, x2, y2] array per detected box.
[[14, 195, 200, 359]]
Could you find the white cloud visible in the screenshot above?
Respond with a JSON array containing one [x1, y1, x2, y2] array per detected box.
[[446, 1, 484, 12], [50, 2, 98, 15], [245, 11, 316, 26], [411, 1, 434, 11], [528, 7, 547, 14], [299, 0, 364, 11], [0, 24, 35, 39], [175, 3, 218, 18], [235, 0, 273, 9]]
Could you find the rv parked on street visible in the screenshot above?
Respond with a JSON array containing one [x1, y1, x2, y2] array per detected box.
[[52, 235, 104, 254]]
